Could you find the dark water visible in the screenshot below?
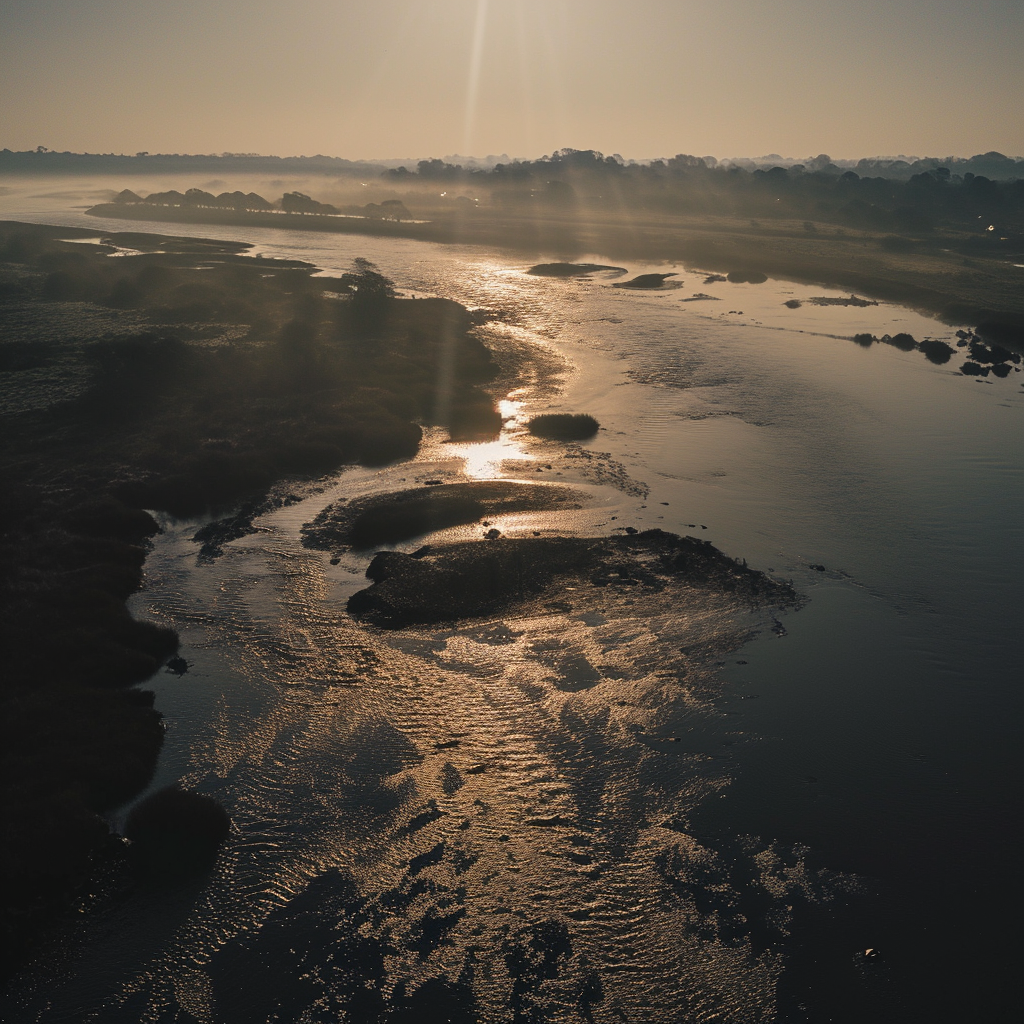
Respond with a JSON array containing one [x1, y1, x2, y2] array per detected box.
[[2, 181, 1022, 1022]]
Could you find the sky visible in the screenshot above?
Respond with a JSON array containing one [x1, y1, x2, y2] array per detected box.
[[1, 0, 1022, 162]]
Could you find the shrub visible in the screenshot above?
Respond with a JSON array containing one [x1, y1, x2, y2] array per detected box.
[[527, 413, 600, 441], [125, 785, 230, 878]]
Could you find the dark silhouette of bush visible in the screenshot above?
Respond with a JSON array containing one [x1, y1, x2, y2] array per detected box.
[[527, 413, 599, 440], [852, 333, 876, 347], [125, 785, 230, 878], [968, 338, 1018, 364], [976, 322, 1024, 351], [281, 191, 338, 215], [347, 494, 486, 548], [882, 332, 918, 351], [917, 340, 955, 364], [339, 258, 396, 336]]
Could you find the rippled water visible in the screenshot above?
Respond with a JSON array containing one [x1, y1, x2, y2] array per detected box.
[[3, 183, 1023, 1022]]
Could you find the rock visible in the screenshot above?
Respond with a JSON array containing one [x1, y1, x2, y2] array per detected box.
[[527, 262, 627, 277], [613, 273, 678, 289]]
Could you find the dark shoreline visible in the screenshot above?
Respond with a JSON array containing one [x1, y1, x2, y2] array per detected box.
[[0, 221, 509, 974]]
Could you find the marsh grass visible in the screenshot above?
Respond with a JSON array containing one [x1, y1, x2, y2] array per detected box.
[[527, 413, 600, 441]]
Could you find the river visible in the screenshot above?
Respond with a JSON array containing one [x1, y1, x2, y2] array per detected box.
[[2, 179, 1022, 1022]]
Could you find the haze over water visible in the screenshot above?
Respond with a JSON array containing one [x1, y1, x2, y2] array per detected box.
[[2, 185, 1021, 1021]]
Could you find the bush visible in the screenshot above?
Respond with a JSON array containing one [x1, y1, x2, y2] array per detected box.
[[348, 495, 485, 548], [882, 332, 917, 351], [527, 413, 600, 440], [918, 340, 955, 364], [125, 785, 230, 878]]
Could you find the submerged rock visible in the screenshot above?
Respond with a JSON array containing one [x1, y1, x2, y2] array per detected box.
[[527, 262, 627, 277], [808, 295, 877, 307], [612, 273, 678, 289]]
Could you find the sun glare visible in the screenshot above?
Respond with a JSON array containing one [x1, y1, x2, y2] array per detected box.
[[463, 0, 490, 155], [449, 390, 535, 479]]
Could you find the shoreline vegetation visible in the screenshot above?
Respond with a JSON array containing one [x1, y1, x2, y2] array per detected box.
[[0, 221, 507, 972], [84, 197, 1024, 341], [76, 147, 1024, 343]]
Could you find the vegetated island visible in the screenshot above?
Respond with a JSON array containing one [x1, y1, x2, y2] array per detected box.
[[302, 480, 585, 551], [0, 220, 509, 972], [345, 530, 798, 629]]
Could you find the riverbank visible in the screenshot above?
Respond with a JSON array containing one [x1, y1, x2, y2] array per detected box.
[[86, 202, 1024, 344]]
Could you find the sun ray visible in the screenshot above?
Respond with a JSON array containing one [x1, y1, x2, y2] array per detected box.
[[462, 0, 490, 156]]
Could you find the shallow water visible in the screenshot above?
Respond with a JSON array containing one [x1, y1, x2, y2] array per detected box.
[[3, 180, 1022, 1022]]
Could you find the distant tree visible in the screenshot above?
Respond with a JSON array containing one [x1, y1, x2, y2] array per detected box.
[[281, 191, 338, 214], [340, 258, 395, 335], [379, 199, 410, 221]]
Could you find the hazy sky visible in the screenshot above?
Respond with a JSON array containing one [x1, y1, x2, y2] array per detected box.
[[2, 0, 1022, 161]]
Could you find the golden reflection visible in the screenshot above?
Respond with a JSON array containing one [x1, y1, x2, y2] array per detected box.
[[451, 437, 536, 480], [449, 390, 536, 479]]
